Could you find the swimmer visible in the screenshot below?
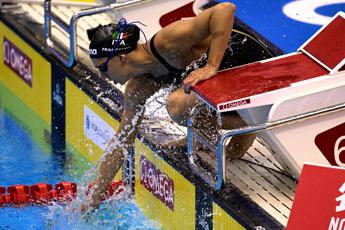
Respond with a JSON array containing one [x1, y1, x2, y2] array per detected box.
[[82, 2, 273, 212]]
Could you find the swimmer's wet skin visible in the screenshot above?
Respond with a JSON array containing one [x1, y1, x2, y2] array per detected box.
[[82, 2, 258, 212]]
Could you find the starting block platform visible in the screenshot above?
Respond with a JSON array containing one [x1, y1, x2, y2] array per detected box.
[[189, 12, 345, 188]]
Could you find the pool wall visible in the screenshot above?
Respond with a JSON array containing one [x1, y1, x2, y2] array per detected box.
[[0, 12, 282, 229], [0, 21, 52, 152]]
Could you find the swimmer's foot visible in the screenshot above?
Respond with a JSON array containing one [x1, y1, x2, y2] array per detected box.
[[159, 136, 214, 152], [224, 134, 256, 160], [158, 137, 187, 151], [159, 134, 255, 161], [224, 144, 246, 160]]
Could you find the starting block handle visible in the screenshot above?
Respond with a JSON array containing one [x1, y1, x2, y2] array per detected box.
[[187, 107, 224, 190]]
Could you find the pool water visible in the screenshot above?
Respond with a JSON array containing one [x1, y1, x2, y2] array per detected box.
[[0, 111, 158, 229]]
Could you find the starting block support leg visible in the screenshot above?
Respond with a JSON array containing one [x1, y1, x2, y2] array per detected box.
[[187, 106, 225, 190], [187, 101, 345, 190]]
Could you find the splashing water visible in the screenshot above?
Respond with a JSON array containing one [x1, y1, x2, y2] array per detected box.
[[45, 138, 160, 229], [46, 186, 160, 230], [0, 111, 160, 229]]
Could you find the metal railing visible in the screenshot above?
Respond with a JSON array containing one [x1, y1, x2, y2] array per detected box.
[[0, 0, 99, 7], [44, 0, 153, 67], [187, 101, 345, 190]]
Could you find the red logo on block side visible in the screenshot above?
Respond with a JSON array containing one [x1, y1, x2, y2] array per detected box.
[[287, 164, 345, 230], [315, 122, 345, 167], [140, 155, 174, 211]]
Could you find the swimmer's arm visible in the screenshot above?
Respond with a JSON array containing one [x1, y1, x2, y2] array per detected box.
[[85, 106, 144, 209], [202, 3, 235, 71], [182, 3, 236, 91], [191, 2, 235, 69], [82, 77, 155, 212]]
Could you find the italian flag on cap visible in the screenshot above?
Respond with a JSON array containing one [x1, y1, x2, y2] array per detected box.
[[119, 32, 128, 40], [113, 31, 128, 40]]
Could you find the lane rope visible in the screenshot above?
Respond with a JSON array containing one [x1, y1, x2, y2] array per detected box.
[[0, 180, 124, 207]]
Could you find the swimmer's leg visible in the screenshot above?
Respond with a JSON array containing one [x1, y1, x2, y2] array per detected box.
[[166, 88, 255, 159], [219, 112, 256, 160], [166, 88, 198, 126]]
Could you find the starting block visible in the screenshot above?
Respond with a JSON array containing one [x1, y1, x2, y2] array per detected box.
[[188, 12, 345, 190]]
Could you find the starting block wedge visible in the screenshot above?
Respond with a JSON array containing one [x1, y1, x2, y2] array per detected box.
[[189, 12, 345, 190]]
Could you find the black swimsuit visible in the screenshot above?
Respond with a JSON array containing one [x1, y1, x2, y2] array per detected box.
[[148, 24, 280, 86], [149, 34, 185, 85]]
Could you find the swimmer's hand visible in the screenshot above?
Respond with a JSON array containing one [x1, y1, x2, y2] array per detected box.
[[183, 64, 218, 94], [80, 201, 98, 223], [81, 200, 89, 215], [81, 195, 100, 217]]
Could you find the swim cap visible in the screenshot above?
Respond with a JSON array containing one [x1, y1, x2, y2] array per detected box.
[[87, 21, 140, 59]]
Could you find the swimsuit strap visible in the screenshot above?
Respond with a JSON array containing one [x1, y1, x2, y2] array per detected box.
[[150, 34, 183, 73]]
